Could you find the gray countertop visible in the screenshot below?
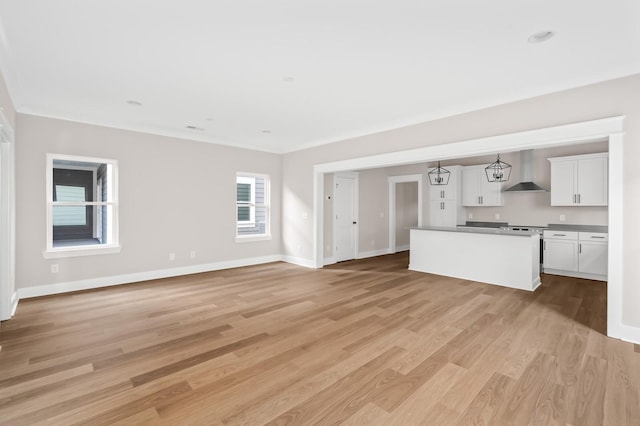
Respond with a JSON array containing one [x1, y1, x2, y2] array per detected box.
[[546, 224, 608, 233], [411, 226, 541, 237]]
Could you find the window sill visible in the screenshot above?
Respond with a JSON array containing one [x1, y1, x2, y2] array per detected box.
[[42, 244, 121, 259], [235, 235, 272, 243]]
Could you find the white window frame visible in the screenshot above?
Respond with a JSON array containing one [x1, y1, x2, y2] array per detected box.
[[44, 153, 121, 258], [236, 172, 271, 242]]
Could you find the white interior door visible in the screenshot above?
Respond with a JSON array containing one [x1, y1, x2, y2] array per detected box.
[[334, 174, 358, 262]]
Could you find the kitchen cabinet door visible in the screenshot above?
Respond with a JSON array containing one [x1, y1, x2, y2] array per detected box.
[[429, 200, 458, 227], [549, 153, 608, 206], [462, 166, 504, 207], [428, 166, 460, 201], [462, 167, 479, 206], [544, 239, 578, 272], [550, 160, 577, 206], [579, 241, 608, 275], [577, 157, 608, 206]]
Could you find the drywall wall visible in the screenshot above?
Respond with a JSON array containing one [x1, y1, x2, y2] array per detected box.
[[15, 114, 281, 290], [282, 73, 640, 329]]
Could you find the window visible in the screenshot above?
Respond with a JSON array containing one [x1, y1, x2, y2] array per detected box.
[[236, 173, 270, 240], [45, 154, 120, 258]]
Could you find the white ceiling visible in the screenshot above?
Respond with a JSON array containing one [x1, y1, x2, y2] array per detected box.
[[0, 1, 638, 153]]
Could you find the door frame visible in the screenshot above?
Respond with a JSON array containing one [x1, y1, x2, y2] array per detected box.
[[333, 171, 359, 262], [313, 116, 628, 342], [0, 110, 16, 321], [388, 174, 423, 254]]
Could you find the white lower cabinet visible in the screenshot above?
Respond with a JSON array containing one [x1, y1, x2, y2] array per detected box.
[[429, 200, 458, 227], [544, 239, 578, 271], [543, 230, 607, 280]]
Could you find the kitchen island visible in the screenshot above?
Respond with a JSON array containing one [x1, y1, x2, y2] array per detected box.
[[410, 226, 541, 291]]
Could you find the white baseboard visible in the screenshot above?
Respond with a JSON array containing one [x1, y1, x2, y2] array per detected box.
[[17, 255, 283, 300], [356, 248, 392, 259], [10, 291, 18, 316], [543, 269, 607, 282], [281, 255, 317, 269], [323, 256, 336, 266], [612, 323, 640, 345], [394, 244, 410, 252]]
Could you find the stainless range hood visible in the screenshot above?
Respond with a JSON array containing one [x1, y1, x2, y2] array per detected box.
[[504, 149, 548, 192]]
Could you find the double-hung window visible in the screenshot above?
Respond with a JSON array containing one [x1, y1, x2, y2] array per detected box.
[[236, 173, 270, 240], [45, 153, 120, 257]]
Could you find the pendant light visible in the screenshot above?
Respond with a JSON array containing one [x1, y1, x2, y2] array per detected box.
[[428, 161, 450, 185], [485, 154, 512, 182]]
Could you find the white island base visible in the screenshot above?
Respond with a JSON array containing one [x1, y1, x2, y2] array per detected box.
[[409, 228, 541, 291]]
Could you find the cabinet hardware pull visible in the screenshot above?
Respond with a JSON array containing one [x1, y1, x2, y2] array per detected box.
[[591, 236, 605, 239], [553, 234, 566, 236], [579, 243, 582, 254], [543, 241, 546, 250], [578, 194, 581, 204], [573, 194, 576, 203]]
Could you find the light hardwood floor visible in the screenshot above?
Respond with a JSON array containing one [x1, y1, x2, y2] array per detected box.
[[1, 252, 639, 425]]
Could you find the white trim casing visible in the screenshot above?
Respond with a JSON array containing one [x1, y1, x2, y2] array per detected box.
[[388, 174, 423, 254], [357, 248, 392, 259], [45, 153, 120, 258], [312, 116, 634, 343], [0, 110, 16, 320]]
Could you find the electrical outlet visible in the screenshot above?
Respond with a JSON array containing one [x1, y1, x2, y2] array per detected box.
[[301, 212, 308, 220], [495, 213, 500, 220], [190, 250, 196, 259], [468, 213, 473, 219], [51, 264, 59, 274], [169, 253, 175, 261], [559, 214, 566, 222], [371, 239, 375, 246], [379, 212, 385, 218]]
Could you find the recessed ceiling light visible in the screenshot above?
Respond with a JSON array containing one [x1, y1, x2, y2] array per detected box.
[[528, 30, 554, 43], [262, 130, 272, 134], [282, 76, 295, 83], [126, 100, 142, 106], [205, 117, 214, 121], [186, 125, 204, 131]]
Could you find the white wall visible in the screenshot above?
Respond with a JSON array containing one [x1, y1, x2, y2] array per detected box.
[[15, 114, 282, 291], [282, 73, 640, 329]]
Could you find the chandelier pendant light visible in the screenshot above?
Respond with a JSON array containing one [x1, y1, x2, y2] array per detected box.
[[428, 161, 451, 185], [485, 154, 512, 182]]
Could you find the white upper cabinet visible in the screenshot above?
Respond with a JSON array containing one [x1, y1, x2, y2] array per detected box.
[[428, 165, 464, 226], [428, 165, 459, 201], [462, 165, 504, 207], [549, 153, 608, 206]]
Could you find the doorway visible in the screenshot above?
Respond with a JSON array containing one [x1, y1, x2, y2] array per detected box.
[[388, 174, 423, 254]]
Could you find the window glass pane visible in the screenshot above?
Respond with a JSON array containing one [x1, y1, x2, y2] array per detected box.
[[237, 206, 251, 221], [53, 205, 88, 226], [237, 183, 251, 202], [55, 185, 86, 202]]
